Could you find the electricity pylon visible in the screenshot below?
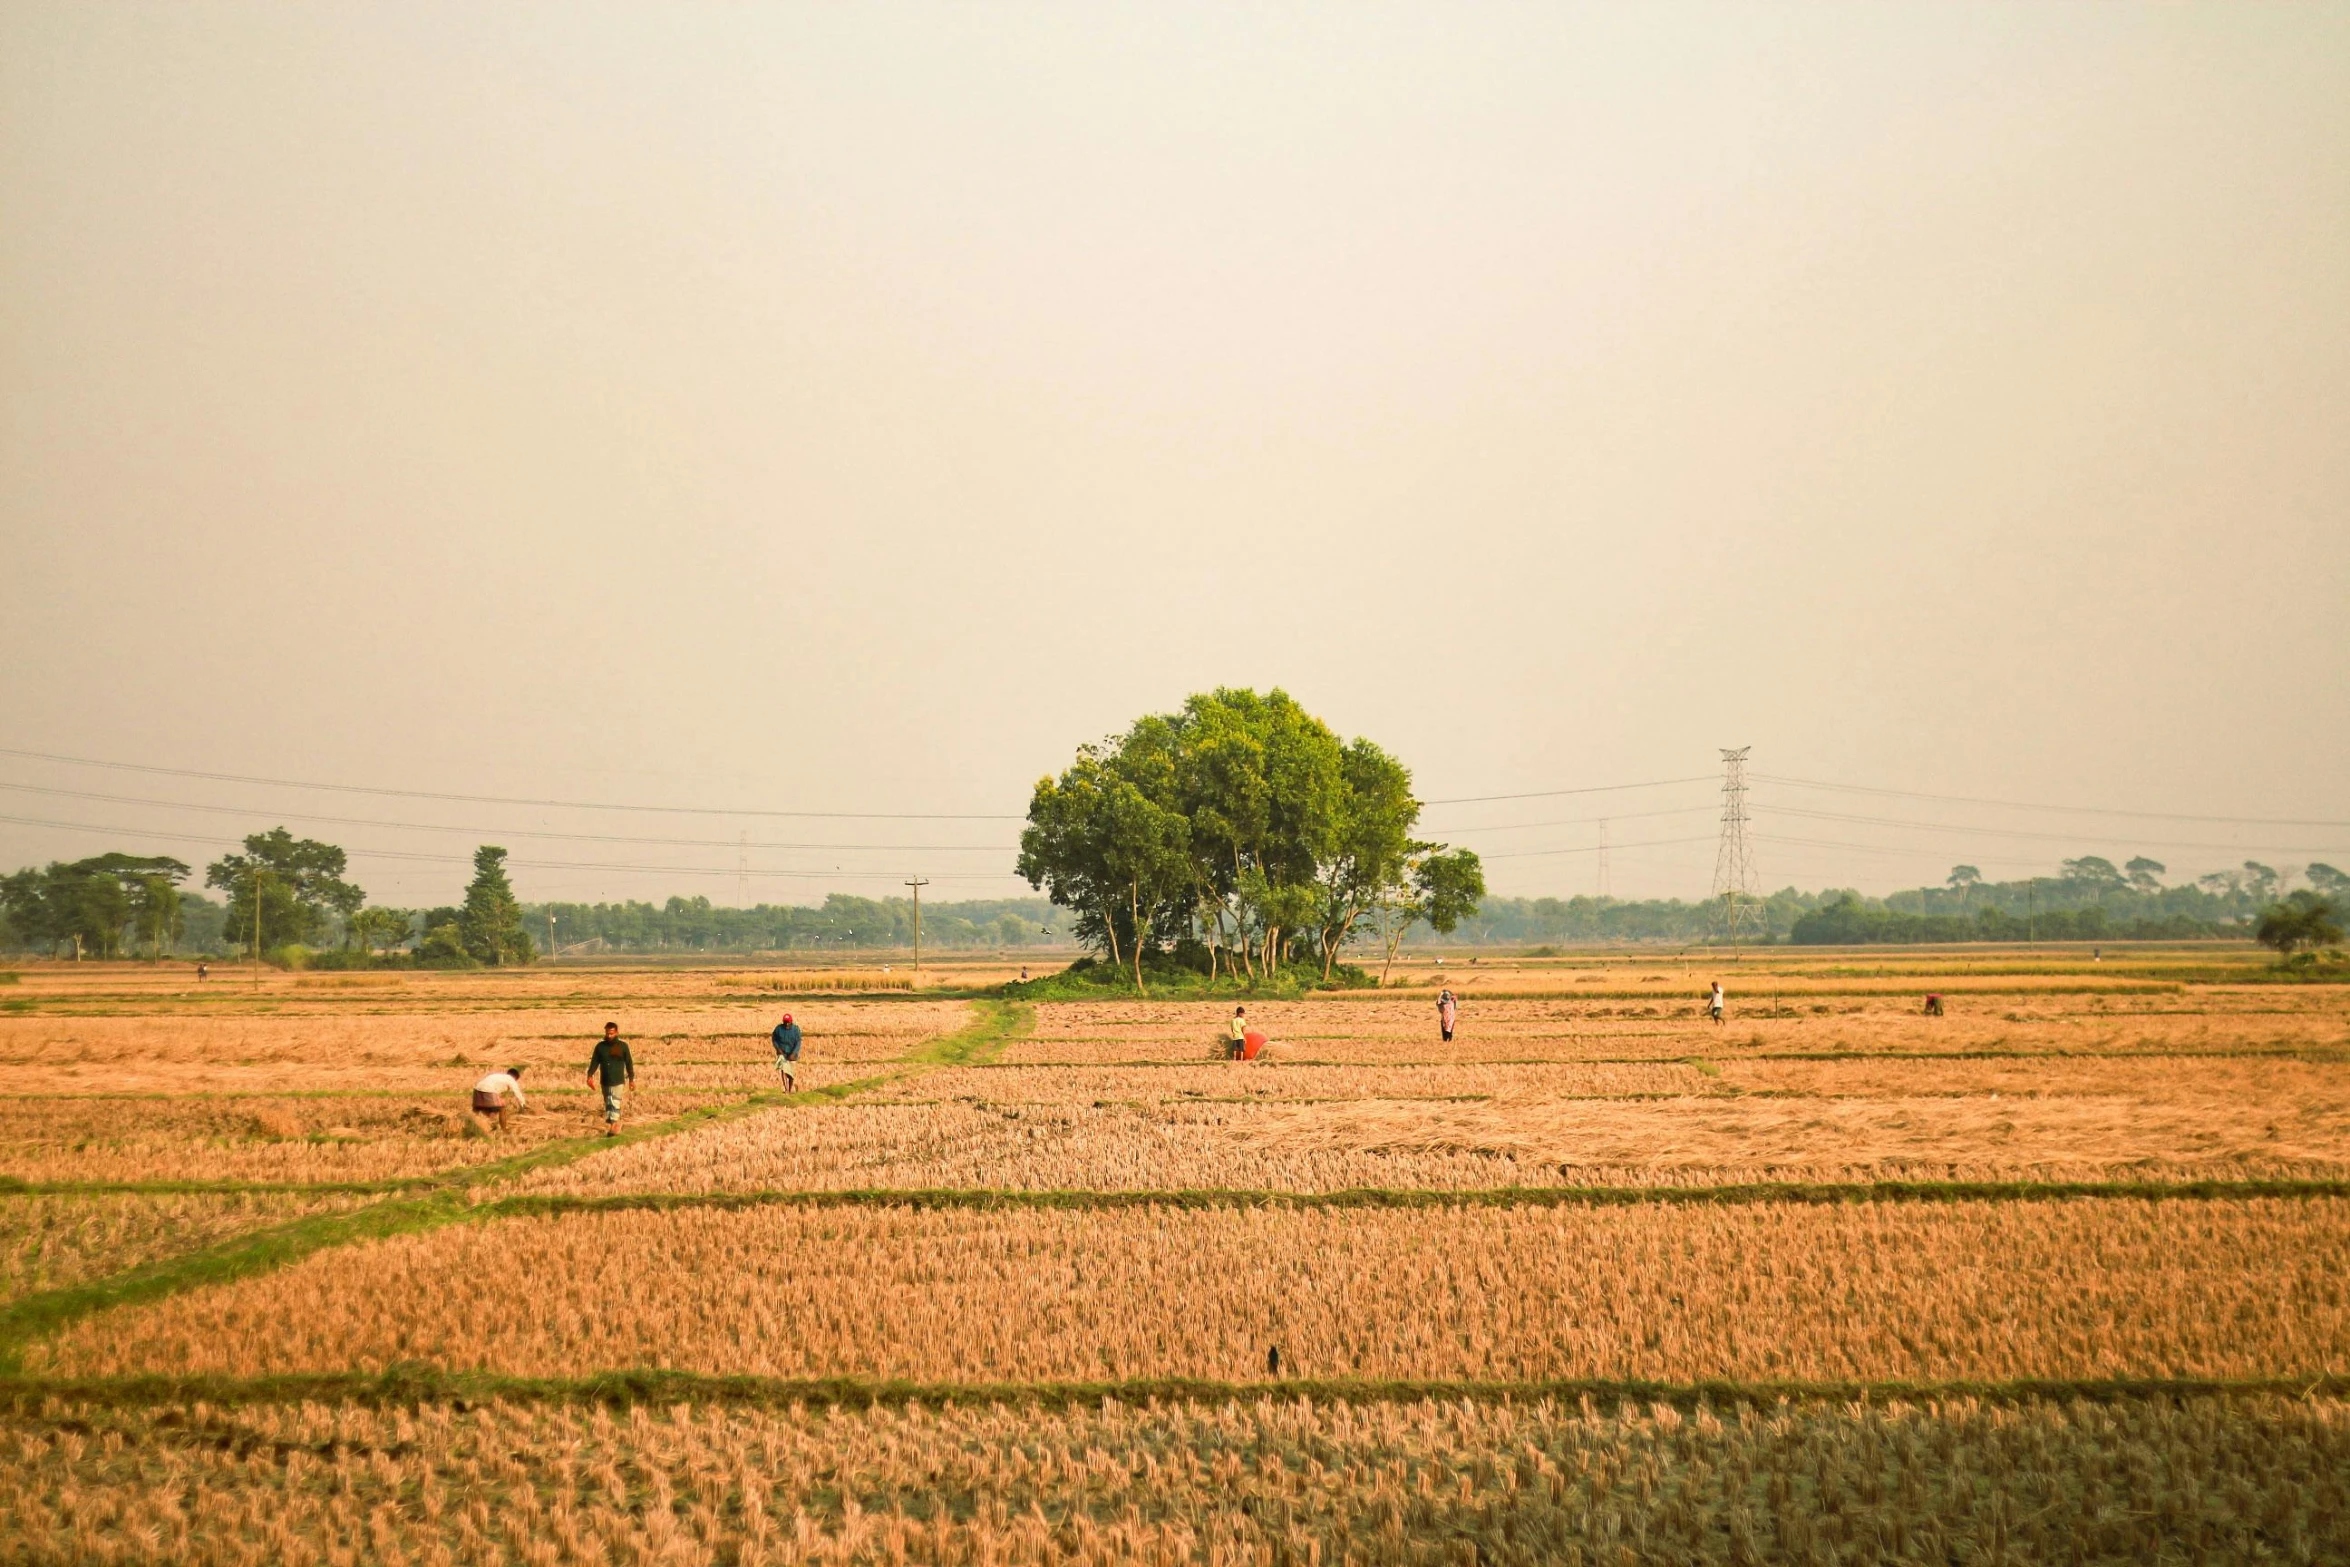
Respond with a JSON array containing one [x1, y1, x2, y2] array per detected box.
[[1710, 747, 1765, 945]]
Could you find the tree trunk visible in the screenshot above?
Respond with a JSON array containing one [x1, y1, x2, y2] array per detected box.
[[1128, 882, 1148, 996]]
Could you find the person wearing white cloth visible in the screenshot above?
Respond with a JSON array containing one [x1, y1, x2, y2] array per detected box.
[[471, 1066, 527, 1132]]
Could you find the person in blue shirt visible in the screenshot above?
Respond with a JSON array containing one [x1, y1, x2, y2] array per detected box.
[[771, 1012, 804, 1091]]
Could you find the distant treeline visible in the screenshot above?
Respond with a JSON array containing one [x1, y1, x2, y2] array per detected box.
[[1787, 898, 2227, 946], [521, 894, 1063, 954], [1403, 856, 2334, 947], [9, 844, 2333, 956]]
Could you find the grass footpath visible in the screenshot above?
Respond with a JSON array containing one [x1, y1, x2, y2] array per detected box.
[[0, 1000, 1027, 1373]]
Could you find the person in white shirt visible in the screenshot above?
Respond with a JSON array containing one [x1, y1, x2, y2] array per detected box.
[[470, 1066, 527, 1132], [1707, 982, 1725, 1025]]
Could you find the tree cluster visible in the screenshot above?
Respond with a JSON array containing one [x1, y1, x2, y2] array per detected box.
[[1017, 689, 1483, 991], [399, 847, 534, 966], [0, 854, 191, 959], [520, 894, 1061, 954]]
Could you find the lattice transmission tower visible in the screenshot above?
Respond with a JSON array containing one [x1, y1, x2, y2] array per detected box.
[[1710, 747, 1765, 945]]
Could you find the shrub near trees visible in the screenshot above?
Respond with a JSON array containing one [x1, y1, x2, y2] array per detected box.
[[1017, 688, 1484, 991], [2256, 893, 2343, 961]]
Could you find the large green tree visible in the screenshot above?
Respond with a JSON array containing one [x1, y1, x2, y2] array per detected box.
[[1018, 688, 1479, 987], [457, 846, 535, 965], [206, 829, 364, 953], [1369, 845, 1488, 985]]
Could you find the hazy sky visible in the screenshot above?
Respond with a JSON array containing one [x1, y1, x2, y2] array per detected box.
[[3, 3, 2346, 907]]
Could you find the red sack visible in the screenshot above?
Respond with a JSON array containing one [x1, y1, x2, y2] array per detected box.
[[1241, 1030, 1267, 1061]]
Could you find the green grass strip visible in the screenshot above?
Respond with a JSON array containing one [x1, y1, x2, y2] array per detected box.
[[477, 1177, 2350, 1219], [969, 1047, 2350, 1066], [0, 1177, 416, 1197], [4, 1368, 2342, 1416], [0, 1001, 1024, 1372]]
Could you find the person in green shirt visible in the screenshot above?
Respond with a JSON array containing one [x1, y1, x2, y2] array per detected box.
[[1227, 1006, 1248, 1060], [586, 1022, 635, 1135]]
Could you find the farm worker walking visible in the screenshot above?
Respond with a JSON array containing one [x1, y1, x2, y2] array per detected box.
[[771, 1012, 804, 1091], [1707, 981, 1726, 1025], [1228, 1006, 1249, 1060], [470, 1065, 527, 1132], [586, 1022, 635, 1135], [1437, 989, 1458, 1042]]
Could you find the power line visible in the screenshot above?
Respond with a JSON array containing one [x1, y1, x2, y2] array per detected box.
[[1421, 775, 1714, 807], [1477, 833, 1717, 861], [1757, 772, 2350, 829], [0, 779, 1018, 854], [1421, 803, 1716, 835], [1758, 801, 2350, 855], [0, 746, 1023, 822], [1754, 832, 2053, 869], [9, 740, 2335, 835], [0, 771, 1710, 846], [0, 813, 1027, 882]]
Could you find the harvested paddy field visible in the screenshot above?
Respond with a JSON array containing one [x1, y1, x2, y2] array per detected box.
[[11, 1391, 2345, 1565], [0, 1191, 368, 1304], [1002, 989, 2350, 1065], [524, 1059, 2350, 1193], [39, 1198, 2348, 1382], [0, 1089, 749, 1186], [0, 997, 961, 1095], [1, 952, 2344, 1563]]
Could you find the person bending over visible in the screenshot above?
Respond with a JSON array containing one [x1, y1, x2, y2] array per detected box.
[[470, 1065, 527, 1132]]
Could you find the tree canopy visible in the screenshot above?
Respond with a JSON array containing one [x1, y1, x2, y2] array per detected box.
[[1017, 688, 1483, 990], [205, 828, 364, 953]]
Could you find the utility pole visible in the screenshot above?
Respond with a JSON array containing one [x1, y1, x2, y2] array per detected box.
[[1710, 748, 1764, 947], [904, 876, 929, 987], [546, 909, 557, 960], [249, 865, 266, 990]]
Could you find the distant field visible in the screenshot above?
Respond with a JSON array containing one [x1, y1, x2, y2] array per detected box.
[[1, 947, 2344, 1562]]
